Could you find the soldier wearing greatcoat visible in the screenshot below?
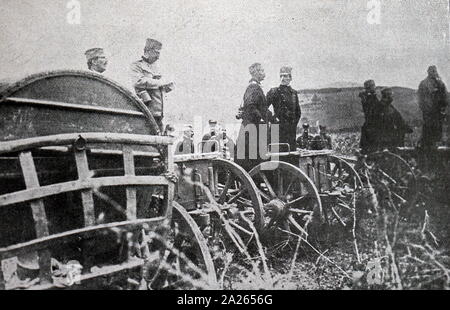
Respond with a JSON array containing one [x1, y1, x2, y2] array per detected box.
[[235, 63, 271, 171], [418, 65, 448, 149], [266, 66, 301, 152], [130, 38, 174, 132], [373, 88, 412, 150], [359, 79, 379, 154]]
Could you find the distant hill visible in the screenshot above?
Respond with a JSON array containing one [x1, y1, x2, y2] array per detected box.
[[0, 79, 11, 93], [298, 86, 423, 132], [317, 81, 361, 89]]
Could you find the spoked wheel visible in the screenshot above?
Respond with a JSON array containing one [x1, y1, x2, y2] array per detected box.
[[210, 158, 265, 235], [364, 150, 417, 210], [177, 159, 265, 275], [324, 155, 363, 229], [248, 161, 322, 246], [142, 202, 217, 290]]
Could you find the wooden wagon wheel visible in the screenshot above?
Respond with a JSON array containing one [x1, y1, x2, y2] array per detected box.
[[142, 201, 217, 290], [323, 155, 363, 229], [365, 151, 417, 209], [211, 158, 265, 233], [248, 161, 322, 246]]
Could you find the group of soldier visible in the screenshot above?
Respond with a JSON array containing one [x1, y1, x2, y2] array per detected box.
[[359, 66, 448, 155], [84, 38, 173, 134], [234, 63, 302, 170], [82, 40, 448, 170]]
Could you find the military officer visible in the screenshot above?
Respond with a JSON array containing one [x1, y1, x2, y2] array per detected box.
[[85, 48, 108, 74], [175, 125, 195, 155], [235, 63, 271, 171], [359, 79, 379, 154], [130, 38, 174, 132], [418, 65, 448, 149], [267, 66, 301, 151], [296, 123, 313, 149], [374, 88, 412, 150]]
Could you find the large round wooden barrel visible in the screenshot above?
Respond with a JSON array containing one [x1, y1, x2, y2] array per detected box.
[[0, 70, 160, 141]]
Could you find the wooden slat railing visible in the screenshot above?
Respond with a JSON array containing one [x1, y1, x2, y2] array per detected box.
[[0, 133, 174, 290]]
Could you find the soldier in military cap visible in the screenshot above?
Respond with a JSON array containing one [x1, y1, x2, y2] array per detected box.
[[202, 120, 218, 142], [296, 123, 313, 149], [418, 65, 448, 149], [202, 120, 220, 153], [85, 48, 108, 74], [359, 79, 379, 154], [267, 66, 301, 151], [319, 125, 333, 149], [373, 88, 412, 150], [175, 125, 195, 155], [235, 63, 272, 171], [130, 38, 174, 132]]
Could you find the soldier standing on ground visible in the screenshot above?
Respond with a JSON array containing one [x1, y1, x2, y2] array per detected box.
[[85, 48, 108, 74], [296, 123, 313, 149], [202, 120, 220, 153], [373, 88, 412, 150], [418, 65, 448, 149], [130, 38, 174, 132], [359, 79, 379, 154], [175, 125, 195, 155], [319, 125, 333, 149], [267, 66, 301, 152]]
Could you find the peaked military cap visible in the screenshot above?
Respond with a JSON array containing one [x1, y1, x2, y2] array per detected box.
[[363, 79, 375, 88], [145, 38, 163, 51], [381, 88, 393, 96], [280, 66, 293, 75]]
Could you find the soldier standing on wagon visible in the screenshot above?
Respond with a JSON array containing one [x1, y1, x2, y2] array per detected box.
[[85, 48, 108, 74], [235, 63, 271, 171], [130, 38, 174, 132], [267, 66, 301, 152], [359, 79, 379, 154], [418, 65, 448, 149]]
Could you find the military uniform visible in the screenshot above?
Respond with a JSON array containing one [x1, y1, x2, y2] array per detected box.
[[359, 89, 379, 153], [130, 39, 172, 132], [175, 136, 194, 155], [267, 85, 301, 151], [202, 131, 220, 153], [373, 89, 411, 150], [296, 124, 312, 149], [320, 133, 333, 149], [418, 74, 448, 148], [235, 78, 270, 171]]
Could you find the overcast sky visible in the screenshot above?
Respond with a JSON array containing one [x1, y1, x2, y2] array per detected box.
[[0, 0, 448, 123]]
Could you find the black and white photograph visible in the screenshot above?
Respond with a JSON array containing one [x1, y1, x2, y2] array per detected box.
[[0, 0, 449, 292]]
